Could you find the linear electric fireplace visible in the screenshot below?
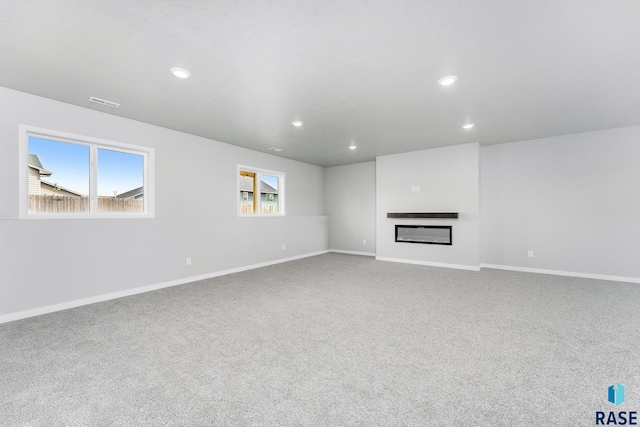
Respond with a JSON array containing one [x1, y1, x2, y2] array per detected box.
[[395, 225, 452, 245]]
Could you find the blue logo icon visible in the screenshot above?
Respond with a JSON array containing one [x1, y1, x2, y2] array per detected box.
[[609, 382, 625, 407]]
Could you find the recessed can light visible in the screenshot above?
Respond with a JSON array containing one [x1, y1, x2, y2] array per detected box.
[[349, 144, 357, 150], [462, 123, 475, 129], [438, 75, 458, 86], [268, 147, 283, 152], [291, 121, 303, 127], [170, 67, 191, 79]]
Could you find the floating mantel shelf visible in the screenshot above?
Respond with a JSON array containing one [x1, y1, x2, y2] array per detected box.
[[387, 212, 459, 219]]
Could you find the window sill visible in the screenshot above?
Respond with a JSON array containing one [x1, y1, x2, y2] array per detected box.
[[237, 213, 285, 218], [21, 213, 155, 219]]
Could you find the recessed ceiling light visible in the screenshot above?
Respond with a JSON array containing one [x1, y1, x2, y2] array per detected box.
[[291, 121, 303, 127], [349, 144, 357, 150], [170, 67, 191, 79], [438, 75, 458, 86], [268, 147, 283, 152], [462, 123, 475, 129]]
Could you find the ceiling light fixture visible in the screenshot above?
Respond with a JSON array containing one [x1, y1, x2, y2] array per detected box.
[[462, 123, 475, 129], [170, 67, 191, 79], [349, 144, 357, 150], [438, 75, 458, 86], [268, 147, 283, 152], [291, 121, 303, 127]]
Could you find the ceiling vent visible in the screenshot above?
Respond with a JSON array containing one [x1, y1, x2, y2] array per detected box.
[[89, 96, 120, 108]]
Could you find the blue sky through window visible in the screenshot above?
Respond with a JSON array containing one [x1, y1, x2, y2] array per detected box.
[[29, 136, 144, 196], [29, 137, 89, 194], [97, 149, 143, 197], [261, 174, 278, 190]]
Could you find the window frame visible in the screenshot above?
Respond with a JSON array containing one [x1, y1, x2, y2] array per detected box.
[[19, 125, 155, 219], [237, 164, 285, 217]]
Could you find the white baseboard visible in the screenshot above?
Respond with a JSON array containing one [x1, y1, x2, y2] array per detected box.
[[329, 249, 376, 257], [480, 263, 640, 284], [375, 256, 481, 271], [0, 250, 330, 325]]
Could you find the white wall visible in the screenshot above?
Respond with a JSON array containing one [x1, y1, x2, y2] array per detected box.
[[480, 126, 640, 280], [0, 87, 328, 320], [325, 162, 376, 255], [376, 143, 480, 270]]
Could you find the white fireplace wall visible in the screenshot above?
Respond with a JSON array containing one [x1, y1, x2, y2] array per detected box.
[[376, 143, 480, 269]]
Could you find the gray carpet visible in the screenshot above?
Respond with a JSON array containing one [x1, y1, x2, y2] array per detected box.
[[1, 253, 639, 426]]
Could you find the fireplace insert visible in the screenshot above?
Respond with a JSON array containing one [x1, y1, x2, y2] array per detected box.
[[395, 225, 452, 245]]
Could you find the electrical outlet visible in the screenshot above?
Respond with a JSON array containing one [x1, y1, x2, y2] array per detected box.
[[415, 185, 420, 191], [282, 244, 286, 250], [186, 257, 192, 265], [363, 240, 367, 245], [411, 186, 416, 192], [528, 251, 534, 258]]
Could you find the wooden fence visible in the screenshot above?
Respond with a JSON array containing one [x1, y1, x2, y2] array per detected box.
[[240, 203, 279, 214], [29, 195, 143, 213], [98, 197, 144, 212]]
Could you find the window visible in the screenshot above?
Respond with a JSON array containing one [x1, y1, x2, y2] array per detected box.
[[19, 125, 155, 218], [238, 165, 284, 216]]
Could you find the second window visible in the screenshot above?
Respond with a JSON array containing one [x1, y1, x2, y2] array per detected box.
[[238, 166, 284, 215]]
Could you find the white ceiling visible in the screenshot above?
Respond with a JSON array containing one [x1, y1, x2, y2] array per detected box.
[[2, 1, 639, 167]]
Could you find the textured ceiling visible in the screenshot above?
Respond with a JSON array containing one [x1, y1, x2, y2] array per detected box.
[[2, 1, 640, 167]]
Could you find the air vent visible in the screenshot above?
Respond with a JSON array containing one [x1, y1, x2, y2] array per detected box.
[[268, 147, 283, 152], [89, 96, 120, 108]]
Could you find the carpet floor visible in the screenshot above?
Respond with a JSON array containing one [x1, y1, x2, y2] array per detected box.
[[1, 253, 639, 426]]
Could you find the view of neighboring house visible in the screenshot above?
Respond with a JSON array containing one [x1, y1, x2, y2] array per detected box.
[[28, 154, 84, 197], [40, 181, 84, 198], [116, 186, 144, 200], [29, 154, 86, 197], [28, 153, 142, 213], [239, 175, 278, 213], [27, 154, 52, 195]]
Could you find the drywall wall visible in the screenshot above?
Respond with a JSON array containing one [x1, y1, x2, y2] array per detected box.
[[480, 126, 640, 280], [376, 143, 480, 269], [0, 87, 328, 319], [325, 162, 376, 255]]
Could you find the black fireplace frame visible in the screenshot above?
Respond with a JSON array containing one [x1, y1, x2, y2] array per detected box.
[[394, 225, 452, 245]]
